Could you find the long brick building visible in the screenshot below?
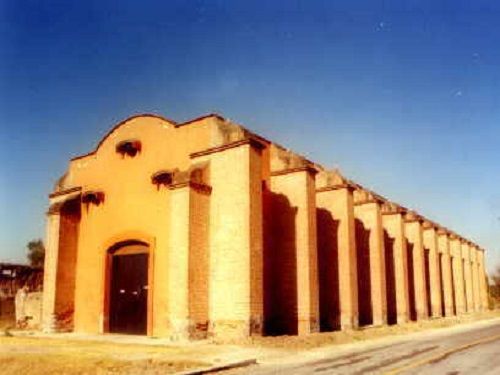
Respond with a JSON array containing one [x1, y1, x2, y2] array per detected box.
[[43, 113, 489, 339]]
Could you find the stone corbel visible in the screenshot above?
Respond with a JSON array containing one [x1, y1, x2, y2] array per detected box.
[[381, 201, 407, 215], [404, 210, 424, 223], [353, 188, 385, 206], [316, 169, 356, 192], [422, 220, 439, 230], [437, 227, 450, 236], [47, 187, 82, 215]]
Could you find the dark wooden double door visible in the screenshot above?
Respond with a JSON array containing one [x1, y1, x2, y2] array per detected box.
[[109, 252, 148, 335]]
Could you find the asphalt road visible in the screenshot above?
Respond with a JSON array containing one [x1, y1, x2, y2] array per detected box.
[[226, 319, 500, 375]]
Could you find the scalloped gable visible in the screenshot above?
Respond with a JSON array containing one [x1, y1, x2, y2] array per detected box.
[[71, 114, 177, 161], [69, 113, 262, 161], [57, 113, 264, 194]]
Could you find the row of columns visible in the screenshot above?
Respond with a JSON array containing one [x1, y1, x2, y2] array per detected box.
[[314, 176, 489, 330], [43, 138, 490, 338], [259, 162, 489, 335]]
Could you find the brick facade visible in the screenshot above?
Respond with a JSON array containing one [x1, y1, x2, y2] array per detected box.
[[43, 113, 491, 339]]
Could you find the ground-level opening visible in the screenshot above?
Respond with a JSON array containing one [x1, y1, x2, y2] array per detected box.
[[406, 241, 417, 321], [384, 231, 397, 325], [462, 259, 467, 312], [317, 208, 340, 332], [263, 191, 298, 336], [450, 256, 457, 315], [424, 248, 432, 317], [356, 219, 373, 326], [107, 241, 149, 335], [439, 253, 445, 316]]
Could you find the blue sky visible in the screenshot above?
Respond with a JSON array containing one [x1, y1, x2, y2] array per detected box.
[[1, 1, 499, 273]]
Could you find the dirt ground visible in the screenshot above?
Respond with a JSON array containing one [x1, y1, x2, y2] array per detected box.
[[1, 310, 499, 374], [0, 353, 205, 375], [0, 317, 13, 330], [0, 334, 212, 375], [220, 310, 500, 350]]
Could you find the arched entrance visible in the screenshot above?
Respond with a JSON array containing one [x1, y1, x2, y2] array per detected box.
[[107, 240, 149, 335]]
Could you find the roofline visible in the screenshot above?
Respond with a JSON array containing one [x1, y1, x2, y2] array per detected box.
[[0, 262, 41, 269], [65, 112, 483, 252], [176, 113, 225, 127], [70, 113, 225, 161]]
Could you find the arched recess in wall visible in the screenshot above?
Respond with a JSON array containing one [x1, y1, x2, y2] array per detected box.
[[355, 219, 373, 327], [384, 230, 397, 325], [424, 248, 432, 317], [317, 208, 341, 332], [54, 197, 81, 331], [406, 240, 417, 321], [263, 190, 299, 336], [103, 239, 153, 336]]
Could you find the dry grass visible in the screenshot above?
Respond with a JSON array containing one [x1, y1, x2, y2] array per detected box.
[[0, 353, 204, 375], [1, 310, 498, 374], [0, 335, 210, 375]]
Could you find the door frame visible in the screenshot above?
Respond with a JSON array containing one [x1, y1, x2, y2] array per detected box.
[[103, 238, 154, 336]]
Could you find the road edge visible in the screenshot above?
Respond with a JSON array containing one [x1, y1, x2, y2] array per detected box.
[[177, 359, 257, 375]]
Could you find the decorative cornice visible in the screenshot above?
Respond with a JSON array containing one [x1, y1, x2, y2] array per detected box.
[[271, 165, 318, 177], [459, 237, 469, 245], [422, 220, 439, 230], [381, 201, 407, 215], [316, 183, 356, 193], [353, 187, 385, 206], [381, 210, 405, 215], [47, 202, 62, 215], [404, 211, 424, 223], [190, 138, 266, 159], [169, 181, 212, 195], [315, 168, 355, 191], [49, 186, 82, 199], [354, 199, 383, 206], [47, 193, 81, 215], [437, 228, 450, 236]]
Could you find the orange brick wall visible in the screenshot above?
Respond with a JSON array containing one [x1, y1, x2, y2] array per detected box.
[[43, 113, 490, 340]]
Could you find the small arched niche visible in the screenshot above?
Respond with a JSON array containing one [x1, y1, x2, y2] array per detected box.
[[151, 170, 174, 189], [82, 191, 105, 206], [116, 139, 142, 157]]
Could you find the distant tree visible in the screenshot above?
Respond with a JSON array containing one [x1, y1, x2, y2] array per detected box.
[[27, 239, 45, 268], [492, 265, 500, 288], [489, 265, 500, 308]]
